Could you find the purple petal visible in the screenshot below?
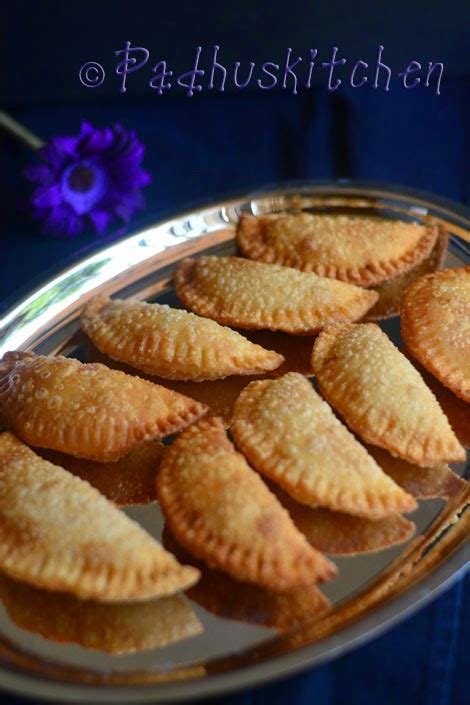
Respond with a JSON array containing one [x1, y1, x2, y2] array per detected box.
[[79, 121, 95, 138], [137, 169, 151, 187], [80, 125, 114, 154], [23, 163, 55, 185], [88, 208, 113, 234], [39, 143, 72, 171], [31, 184, 62, 208], [42, 204, 84, 238], [50, 135, 79, 156]]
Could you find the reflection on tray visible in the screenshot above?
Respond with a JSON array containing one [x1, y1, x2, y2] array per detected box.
[[0, 573, 202, 654], [36, 441, 163, 506], [271, 486, 416, 556], [162, 527, 331, 632], [366, 446, 466, 501], [405, 355, 470, 450]]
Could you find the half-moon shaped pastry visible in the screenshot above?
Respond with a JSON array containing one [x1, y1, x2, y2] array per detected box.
[[272, 487, 415, 556], [174, 256, 378, 334], [0, 574, 203, 654], [157, 417, 336, 591], [0, 433, 199, 601], [81, 295, 284, 381], [38, 441, 164, 506], [312, 323, 465, 466], [401, 266, 470, 402], [0, 351, 207, 461], [367, 230, 448, 321], [237, 213, 438, 286], [232, 373, 416, 519]]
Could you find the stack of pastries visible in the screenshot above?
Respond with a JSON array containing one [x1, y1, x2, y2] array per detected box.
[[0, 210, 467, 653]]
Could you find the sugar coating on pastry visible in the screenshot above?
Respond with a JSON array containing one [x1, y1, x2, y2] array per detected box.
[[232, 373, 416, 519], [0, 351, 207, 461], [401, 266, 470, 402], [0, 573, 203, 654], [237, 213, 439, 286], [174, 256, 378, 334], [273, 487, 415, 556], [157, 417, 337, 591], [39, 441, 164, 506], [312, 323, 465, 466], [0, 433, 199, 601], [367, 231, 448, 321], [367, 446, 466, 500], [81, 295, 284, 381]]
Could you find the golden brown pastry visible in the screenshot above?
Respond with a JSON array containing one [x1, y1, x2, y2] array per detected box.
[[232, 373, 416, 519], [174, 256, 378, 334], [237, 213, 438, 286], [0, 573, 202, 654], [81, 295, 284, 380], [0, 351, 207, 461], [401, 266, 470, 402], [0, 433, 199, 601], [86, 341, 257, 428], [312, 323, 465, 466], [157, 417, 337, 591]]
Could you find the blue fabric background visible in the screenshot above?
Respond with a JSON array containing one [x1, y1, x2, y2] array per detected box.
[[1, 2, 468, 702]]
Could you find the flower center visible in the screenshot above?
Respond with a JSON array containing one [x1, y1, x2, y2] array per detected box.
[[61, 160, 107, 215], [67, 165, 96, 193]]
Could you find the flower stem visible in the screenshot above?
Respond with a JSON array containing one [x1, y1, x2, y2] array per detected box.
[[0, 110, 45, 150]]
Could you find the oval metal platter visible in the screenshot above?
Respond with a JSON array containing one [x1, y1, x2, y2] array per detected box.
[[0, 182, 468, 703]]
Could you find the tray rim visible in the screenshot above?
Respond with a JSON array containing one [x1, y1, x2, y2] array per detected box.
[[0, 179, 468, 703]]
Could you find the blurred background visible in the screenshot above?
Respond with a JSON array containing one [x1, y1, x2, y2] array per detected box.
[[1, 2, 468, 704]]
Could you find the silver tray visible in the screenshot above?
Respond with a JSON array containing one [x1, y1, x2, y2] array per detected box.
[[0, 181, 468, 704]]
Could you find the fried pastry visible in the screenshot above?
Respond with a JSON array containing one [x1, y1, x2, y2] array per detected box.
[[87, 341, 257, 428], [174, 256, 378, 335], [81, 295, 284, 380], [0, 433, 199, 601], [157, 417, 336, 591], [237, 213, 438, 286], [38, 441, 164, 506], [312, 323, 465, 465], [367, 231, 448, 320], [368, 446, 465, 500], [0, 351, 207, 461], [162, 527, 330, 631], [273, 488, 415, 555], [401, 266, 470, 402], [0, 574, 202, 654], [232, 373, 416, 519]]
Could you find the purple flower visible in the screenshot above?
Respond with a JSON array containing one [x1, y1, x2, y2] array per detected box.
[[24, 122, 151, 237]]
